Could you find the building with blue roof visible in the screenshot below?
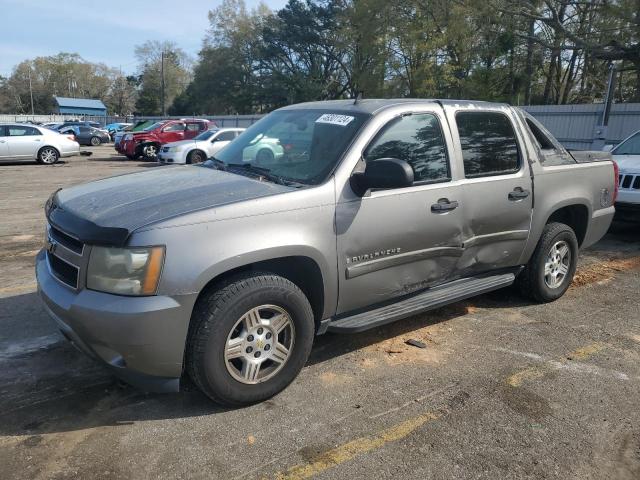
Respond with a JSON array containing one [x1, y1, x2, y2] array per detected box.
[[54, 97, 107, 116]]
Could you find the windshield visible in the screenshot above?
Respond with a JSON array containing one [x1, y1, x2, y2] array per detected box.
[[143, 122, 163, 132], [213, 109, 369, 185], [613, 132, 640, 155], [196, 129, 218, 141]]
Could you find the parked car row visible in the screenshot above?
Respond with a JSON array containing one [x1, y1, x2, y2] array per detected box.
[[607, 130, 640, 222]]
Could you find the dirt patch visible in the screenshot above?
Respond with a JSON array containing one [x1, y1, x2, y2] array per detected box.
[[572, 257, 640, 287], [362, 327, 446, 365], [318, 371, 352, 385]]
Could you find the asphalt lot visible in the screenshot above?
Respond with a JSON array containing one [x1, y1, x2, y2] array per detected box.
[[0, 146, 639, 479]]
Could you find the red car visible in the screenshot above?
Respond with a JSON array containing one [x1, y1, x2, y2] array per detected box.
[[119, 119, 214, 160]]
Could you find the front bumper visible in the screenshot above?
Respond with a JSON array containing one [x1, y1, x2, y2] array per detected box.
[[614, 201, 640, 223], [35, 249, 197, 393]]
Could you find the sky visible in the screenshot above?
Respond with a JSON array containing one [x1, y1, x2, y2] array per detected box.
[[0, 0, 287, 77]]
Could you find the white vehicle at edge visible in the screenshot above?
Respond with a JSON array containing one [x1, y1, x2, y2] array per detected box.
[[608, 130, 640, 221], [158, 128, 245, 164], [0, 123, 79, 164]]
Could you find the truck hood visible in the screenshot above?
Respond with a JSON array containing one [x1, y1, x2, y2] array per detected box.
[[612, 155, 640, 173], [47, 166, 293, 246]]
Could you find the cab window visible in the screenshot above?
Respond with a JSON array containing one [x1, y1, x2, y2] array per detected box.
[[186, 123, 201, 132], [364, 113, 450, 184], [613, 132, 640, 155], [456, 112, 520, 178], [163, 123, 185, 132]]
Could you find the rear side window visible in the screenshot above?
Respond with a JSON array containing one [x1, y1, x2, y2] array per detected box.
[[216, 131, 236, 141], [364, 113, 450, 184], [186, 123, 201, 132], [525, 118, 555, 150], [8, 126, 40, 136], [456, 112, 520, 178]]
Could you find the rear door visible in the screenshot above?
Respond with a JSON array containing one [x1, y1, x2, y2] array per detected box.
[[6, 125, 43, 158], [336, 106, 466, 314], [185, 122, 203, 139], [444, 107, 533, 276]]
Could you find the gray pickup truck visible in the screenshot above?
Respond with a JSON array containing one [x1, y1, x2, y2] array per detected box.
[[36, 99, 617, 405]]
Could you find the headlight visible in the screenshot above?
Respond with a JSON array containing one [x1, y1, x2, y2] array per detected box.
[[166, 146, 177, 152], [87, 246, 165, 296]]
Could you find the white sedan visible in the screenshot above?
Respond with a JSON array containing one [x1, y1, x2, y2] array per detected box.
[[0, 123, 79, 164], [158, 128, 245, 164]]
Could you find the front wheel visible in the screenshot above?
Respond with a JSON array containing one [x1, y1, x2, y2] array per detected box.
[[517, 222, 579, 303], [141, 144, 158, 160], [90, 136, 101, 146], [187, 150, 205, 164], [187, 273, 314, 406]]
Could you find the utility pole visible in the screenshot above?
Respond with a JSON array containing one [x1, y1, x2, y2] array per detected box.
[[28, 67, 35, 115], [160, 51, 166, 116], [592, 63, 617, 150]]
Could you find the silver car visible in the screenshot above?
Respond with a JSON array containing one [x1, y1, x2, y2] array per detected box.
[[158, 128, 245, 164], [0, 123, 79, 164]]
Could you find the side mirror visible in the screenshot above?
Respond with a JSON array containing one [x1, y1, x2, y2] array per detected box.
[[350, 158, 414, 196], [602, 144, 614, 152]]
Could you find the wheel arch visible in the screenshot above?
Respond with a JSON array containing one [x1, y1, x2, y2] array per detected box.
[[544, 203, 590, 247], [192, 255, 326, 332]]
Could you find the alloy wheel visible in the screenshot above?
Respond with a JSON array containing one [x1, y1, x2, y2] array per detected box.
[[224, 304, 295, 384], [544, 240, 571, 289]]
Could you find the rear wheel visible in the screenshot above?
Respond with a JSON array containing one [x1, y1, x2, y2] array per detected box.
[[37, 146, 59, 165], [187, 150, 205, 164], [187, 273, 314, 406], [517, 222, 578, 303], [90, 136, 101, 146]]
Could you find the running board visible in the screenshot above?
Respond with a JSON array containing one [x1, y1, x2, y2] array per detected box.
[[327, 273, 516, 333]]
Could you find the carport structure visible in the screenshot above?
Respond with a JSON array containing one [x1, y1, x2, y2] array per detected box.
[[54, 96, 106, 116]]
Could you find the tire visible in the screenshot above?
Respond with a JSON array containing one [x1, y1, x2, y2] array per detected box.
[[125, 154, 136, 160], [517, 222, 579, 303], [90, 136, 101, 146], [187, 273, 315, 406], [187, 150, 205, 164], [255, 148, 275, 165], [142, 144, 158, 160], [37, 146, 59, 165]]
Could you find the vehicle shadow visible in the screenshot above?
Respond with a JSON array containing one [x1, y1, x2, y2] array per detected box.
[[0, 288, 522, 437], [0, 161, 67, 166]]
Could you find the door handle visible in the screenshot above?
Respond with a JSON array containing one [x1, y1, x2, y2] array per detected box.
[[431, 198, 459, 213], [508, 188, 530, 201]]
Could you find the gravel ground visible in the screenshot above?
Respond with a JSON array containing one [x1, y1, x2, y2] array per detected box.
[[0, 147, 639, 480]]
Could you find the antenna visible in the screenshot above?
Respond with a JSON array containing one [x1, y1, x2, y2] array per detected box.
[[353, 91, 363, 105]]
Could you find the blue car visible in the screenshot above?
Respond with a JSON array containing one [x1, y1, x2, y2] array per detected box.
[[105, 122, 133, 139]]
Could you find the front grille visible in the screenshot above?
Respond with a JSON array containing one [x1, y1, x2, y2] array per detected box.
[[46, 223, 85, 289], [620, 174, 639, 190], [49, 225, 83, 254], [47, 251, 79, 288], [162, 147, 169, 152]]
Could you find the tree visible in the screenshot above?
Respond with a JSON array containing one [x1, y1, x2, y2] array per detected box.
[[135, 40, 191, 115]]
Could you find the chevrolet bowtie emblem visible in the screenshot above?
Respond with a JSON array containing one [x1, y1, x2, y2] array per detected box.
[[46, 239, 57, 255], [256, 339, 265, 349]]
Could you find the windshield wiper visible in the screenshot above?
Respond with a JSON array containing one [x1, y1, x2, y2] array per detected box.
[[203, 157, 227, 171], [227, 163, 304, 187]]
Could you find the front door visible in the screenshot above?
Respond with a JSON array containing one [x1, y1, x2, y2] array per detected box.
[[336, 108, 465, 314], [446, 108, 533, 276], [7, 125, 42, 158], [0, 126, 8, 158], [161, 123, 186, 143]]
